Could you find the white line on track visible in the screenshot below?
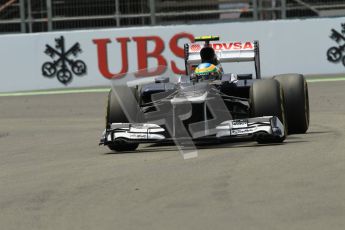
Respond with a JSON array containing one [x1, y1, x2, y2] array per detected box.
[[306, 77, 345, 83], [0, 77, 345, 97]]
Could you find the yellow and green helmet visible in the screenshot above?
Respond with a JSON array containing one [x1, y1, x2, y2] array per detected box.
[[194, 63, 222, 81]]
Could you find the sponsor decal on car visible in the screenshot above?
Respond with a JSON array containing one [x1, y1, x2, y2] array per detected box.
[[231, 128, 255, 136], [190, 44, 201, 52], [232, 120, 248, 128], [129, 134, 147, 139], [188, 41, 254, 53]]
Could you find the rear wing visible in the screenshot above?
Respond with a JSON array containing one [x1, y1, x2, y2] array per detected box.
[[184, 40, 261, 79]]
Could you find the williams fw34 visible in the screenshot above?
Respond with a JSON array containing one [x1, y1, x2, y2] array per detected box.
[[100, 36, 310, 152]]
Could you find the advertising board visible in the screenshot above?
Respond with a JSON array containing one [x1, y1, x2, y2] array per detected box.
[[0, 17, 344, 92]]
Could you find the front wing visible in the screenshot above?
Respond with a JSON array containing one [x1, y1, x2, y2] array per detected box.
[[99, 116, 285, 145]]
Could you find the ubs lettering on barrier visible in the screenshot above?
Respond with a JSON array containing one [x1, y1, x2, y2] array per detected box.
[[93, 32, 194, 79]]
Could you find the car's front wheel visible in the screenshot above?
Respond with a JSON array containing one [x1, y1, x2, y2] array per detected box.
[[105, 88, 140, 152], [250, 79, 287, 143]]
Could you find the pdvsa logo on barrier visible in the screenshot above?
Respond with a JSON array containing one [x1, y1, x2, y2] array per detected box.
[[42, 36, 87, 85], [327, 24, 345, 67]]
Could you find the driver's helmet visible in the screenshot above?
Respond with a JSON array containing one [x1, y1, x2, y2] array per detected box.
[[200, 46, 218, 65], [194, 63, 222, 81]]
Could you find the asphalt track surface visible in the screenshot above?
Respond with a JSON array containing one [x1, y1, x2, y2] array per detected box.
[[1, 79, 345, 230]]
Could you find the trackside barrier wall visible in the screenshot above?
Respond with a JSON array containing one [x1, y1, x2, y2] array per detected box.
[[0, 17, 344, 92]]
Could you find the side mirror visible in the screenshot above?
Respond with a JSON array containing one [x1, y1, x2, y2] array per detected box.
[[237, 74, 253, 80], [155, 76, 169, 83]]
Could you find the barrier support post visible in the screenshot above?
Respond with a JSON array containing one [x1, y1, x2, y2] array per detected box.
[[115, 0, 120, 27], [19, 0, 26, 33], [281, 0, 286, 19], [27, 0, 32, 33], [253, 0, 259, 20], [149, 0, 156, 25], [46, 0, 53, 31]]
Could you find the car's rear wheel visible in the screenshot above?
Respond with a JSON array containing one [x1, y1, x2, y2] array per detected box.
[[273, 74, 309, 134], [250, 79, 287, 143], [106, 88, 139, 152]]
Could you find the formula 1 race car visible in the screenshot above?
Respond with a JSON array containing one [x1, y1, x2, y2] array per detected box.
[[100, 36, 309, 152]]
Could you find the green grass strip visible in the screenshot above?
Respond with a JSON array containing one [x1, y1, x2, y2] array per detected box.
[[0, 87, 110, 97]]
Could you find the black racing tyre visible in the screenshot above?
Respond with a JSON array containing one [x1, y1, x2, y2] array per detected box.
[[105, 88, 139, 152], [250, 79, 287, 143], [106, 90, 126, 128], [106, 87, 139, 128], [273, 74, 309, 134]]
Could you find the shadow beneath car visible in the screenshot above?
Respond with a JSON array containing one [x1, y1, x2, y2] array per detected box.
[[103, 145, 179, 155], [145, 141, 292, 153], [102, 134, 312, 155]]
